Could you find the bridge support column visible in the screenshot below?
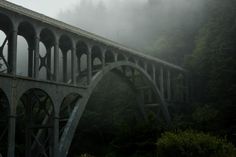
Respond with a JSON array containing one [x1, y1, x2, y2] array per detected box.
[[28, 45, 34, 77], [71, 44, 76, 85], [7, 82, 17, 157], [77, 55, 80, 80], [167, 70, 171, 101], [54, 39, 59, 81], [62, 51, 68, 83], [152, 65, 156, 84], [8, 27, 18, 74], [46, 46, 52, 80], [114, 53, 118, 62], [8, 114, 16, 157], [87, 46, 92, 85], [102, 49, 105, 69], [53, 114, 59, 157], [34, 35, 40, 79], [159, 67, 164, 98]]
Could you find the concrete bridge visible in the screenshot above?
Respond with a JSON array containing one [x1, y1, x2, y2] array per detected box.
[[0, 1, 188, 157]]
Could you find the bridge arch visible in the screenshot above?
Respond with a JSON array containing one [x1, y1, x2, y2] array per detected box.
[[59, 61, 170, 157], [59, 93, 81, 138], [16, 88, 55, 157]]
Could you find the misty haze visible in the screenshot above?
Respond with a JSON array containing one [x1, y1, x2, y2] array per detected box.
[[0, 0, 236, 157]]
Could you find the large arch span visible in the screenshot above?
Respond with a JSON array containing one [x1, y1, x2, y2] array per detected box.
[[58, 61, 171, 157]]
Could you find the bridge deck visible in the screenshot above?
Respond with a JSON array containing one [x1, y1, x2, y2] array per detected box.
[[0, 0, 185, 72]]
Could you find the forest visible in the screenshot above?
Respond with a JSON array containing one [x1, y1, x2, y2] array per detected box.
[[0, 0, 236, 156], [66, 0, 236, 156]]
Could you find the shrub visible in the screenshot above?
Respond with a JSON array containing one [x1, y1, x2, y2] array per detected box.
[[79, 153, 95, 157], [157, 130, 236, 157]]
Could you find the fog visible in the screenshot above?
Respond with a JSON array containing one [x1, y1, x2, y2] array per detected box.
[[0, 0, 206, 75], [58, 0, 206, 52]]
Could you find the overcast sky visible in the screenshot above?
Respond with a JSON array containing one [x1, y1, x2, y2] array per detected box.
[[6, 0, 147, 18]]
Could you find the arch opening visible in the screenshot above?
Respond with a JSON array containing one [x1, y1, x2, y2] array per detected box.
[[0, 13, 13, 74], [105, 50, 115, 64], [117, 53, 126, 61], [59, 35, 72, 83], [128, 57, 136, 64], [0, 30, 8, 74], [39, 42, 47, 80], [17, 21, 36, 77], [91, 46, 102, 75], [40, 28, 55, 80], [76, 42, 88, 83], [16, 88, 54, 157]]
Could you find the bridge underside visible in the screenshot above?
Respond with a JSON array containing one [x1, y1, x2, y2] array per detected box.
[[0, 1, 188, 157]]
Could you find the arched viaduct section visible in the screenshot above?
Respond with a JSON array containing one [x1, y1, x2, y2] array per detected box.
[[0, 1, 188, 157], [58, 61, 172, 157]]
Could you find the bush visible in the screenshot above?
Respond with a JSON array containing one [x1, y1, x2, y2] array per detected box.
[[79, 154, 95, 157], [157, 130, 236, 157]]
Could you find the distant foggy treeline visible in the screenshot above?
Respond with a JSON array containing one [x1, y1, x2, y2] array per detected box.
[[58, 0, 206, 53]]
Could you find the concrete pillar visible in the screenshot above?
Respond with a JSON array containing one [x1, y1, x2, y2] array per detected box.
[[28, 46, 34, 77], [8, 27, 17, 75], [54, 39, 59, 81], [8, 82, 17, 157], [152, 65, 156, 84], [159, 66, 164, 98], [34, 34, 40, 79], [167, 70, 171, 101], [71, 43, 76, 85], [77, 55, 80, 78], [102, 49, 105, 69], [8, 114, 16, 157], [53, 114, 59, 157], [62, 51, 67, 83], [46, 46, 51, 80], [87, 45, 92, 85], [114, 53, 118, 62]]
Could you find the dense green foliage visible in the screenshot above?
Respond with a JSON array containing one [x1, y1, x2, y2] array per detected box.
[[68, 0, 236, 156], [157, 130, 236, 157]]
